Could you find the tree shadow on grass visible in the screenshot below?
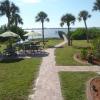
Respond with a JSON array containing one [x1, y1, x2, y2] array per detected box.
[[30, 51, 49, 58], [0, 58, 24, 63], [72, 45, 90, 49], [17, 51, 49, 58]]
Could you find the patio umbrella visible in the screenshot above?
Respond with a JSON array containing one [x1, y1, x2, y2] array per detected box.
[[0, 31, 19, 37], [24, 31, 41, 39], [0, 31, 19, 47]]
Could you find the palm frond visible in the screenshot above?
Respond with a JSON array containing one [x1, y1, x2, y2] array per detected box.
[[78, 10, 91, 21], [88, 15, 91, 18], [45, 18, 49, 22], [35, 16, 41, 22], [78, 17, 82, 21], [60, 13, 76, 27], [60, 22, 64, 27], [93, 0, 100, 11], [35, 11, 49, 23]]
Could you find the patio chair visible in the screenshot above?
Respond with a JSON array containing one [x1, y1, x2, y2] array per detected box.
[[3, 45, 17, 57], [31, 44, 43, 55]]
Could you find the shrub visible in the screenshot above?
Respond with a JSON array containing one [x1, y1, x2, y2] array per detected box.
[[9, 26, 26, 40], [80, 48, 88, 59], [88, 28, 100, 38], [72, 28, 100, 40], [72, 28, 87, 40], [92, 37, 100, 59], [87, 52, 94, 63]]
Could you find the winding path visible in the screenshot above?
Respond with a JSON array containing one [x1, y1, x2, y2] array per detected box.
[[28, 35, 100, 100]]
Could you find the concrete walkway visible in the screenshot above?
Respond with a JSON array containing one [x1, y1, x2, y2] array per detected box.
[[55, 35, 67, 48], [28, 35, 67, 100], [29, 48, 63, 100], [57, 66, 100, 72], [28, 35, 100, 100]]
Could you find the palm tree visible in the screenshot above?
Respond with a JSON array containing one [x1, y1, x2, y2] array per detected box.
[[60, 13, 75, 46], [11, 13, 23, 27], [93, 0, 100, 11], [0, 0, 19, 29], [35, 11, 49, 46], [78, 10, 91, 42], [10, 3, 22, 27]]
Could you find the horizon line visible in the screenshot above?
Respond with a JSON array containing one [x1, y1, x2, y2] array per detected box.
[[23, 27, 100, 30]]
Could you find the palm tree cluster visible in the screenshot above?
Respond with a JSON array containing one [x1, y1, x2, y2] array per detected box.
[[59, 0, 100, 46], [0, 0, 23, 29], [60, 10, 91, 45], [35, 0, 100, 46], [0, 0, 100, 46]]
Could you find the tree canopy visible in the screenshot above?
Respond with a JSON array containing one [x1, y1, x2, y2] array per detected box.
[[0, 0, 23, 29], [93, 0, 100, 11]]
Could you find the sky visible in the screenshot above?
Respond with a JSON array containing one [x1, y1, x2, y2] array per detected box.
[[0, 0, 100, 29]]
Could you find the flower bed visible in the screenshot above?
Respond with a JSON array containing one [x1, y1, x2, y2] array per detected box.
[[75, 53, 100, 65], [93, 59, 100, 65], [87, 77, 100, 100]]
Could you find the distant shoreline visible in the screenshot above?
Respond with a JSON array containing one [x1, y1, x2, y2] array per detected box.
[[23, 27, 100, 30], [23, 27, 100, 38]]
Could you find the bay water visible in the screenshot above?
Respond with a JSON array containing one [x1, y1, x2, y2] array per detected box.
[[27, 28, 76, 39]]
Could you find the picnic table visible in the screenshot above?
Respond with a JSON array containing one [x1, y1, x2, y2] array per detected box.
[[15, 41, 43, 55]]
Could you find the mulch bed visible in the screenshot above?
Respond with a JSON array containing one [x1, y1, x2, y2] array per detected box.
[[93, 59, 100, 66], [75, 53, 100, 65], [74, 53, 89, 64], [90, 77, 100, 100]]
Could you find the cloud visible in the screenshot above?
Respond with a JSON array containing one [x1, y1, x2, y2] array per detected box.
[[20, 0, 41, 3]]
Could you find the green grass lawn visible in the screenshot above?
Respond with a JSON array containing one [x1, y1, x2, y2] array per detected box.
[[45, 38, 63, 48], [55, 40, 91, 66], [0, 58, 41, 100], [73, 40, 92, 48], [59, 72, 98, 100]]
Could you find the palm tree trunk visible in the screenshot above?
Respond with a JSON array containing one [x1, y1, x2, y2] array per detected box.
[[15, 20, 18, 35], [84, 20, 89, 43], [67, 25, 71, 46], [7, 17, 10, 30], [42, 22, 45, 47], [15, 20, 18, 27]]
